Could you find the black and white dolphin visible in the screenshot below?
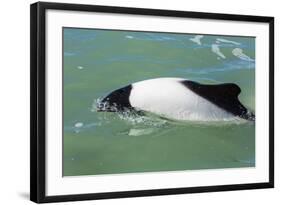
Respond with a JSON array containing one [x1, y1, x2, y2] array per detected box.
[[97, 78, 255, 121]]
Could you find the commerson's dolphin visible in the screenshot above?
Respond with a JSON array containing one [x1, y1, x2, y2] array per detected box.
[[96, 78, 255, 121]]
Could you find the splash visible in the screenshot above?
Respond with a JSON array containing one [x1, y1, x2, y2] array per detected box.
[[211, 44, 226, 59], [125, 35, 134, 39], [74, 122, 83, 128], [128, 128, 156, 136], [216, 38, 241, 45], [232, 48, 254, 61], [94, 98, 119, 112], [189, 35, 204, 45]]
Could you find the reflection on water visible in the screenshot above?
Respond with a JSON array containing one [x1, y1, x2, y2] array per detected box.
[[63, 28, 255, 176]]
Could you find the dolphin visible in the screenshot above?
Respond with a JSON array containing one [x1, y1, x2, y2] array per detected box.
[[96, 78, 255, 121]]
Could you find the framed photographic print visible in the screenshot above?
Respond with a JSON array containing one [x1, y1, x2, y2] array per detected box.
[[30, 1, 274, 203]]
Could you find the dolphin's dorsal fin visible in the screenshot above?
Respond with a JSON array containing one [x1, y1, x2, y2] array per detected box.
[[181, 80, 255, 120]]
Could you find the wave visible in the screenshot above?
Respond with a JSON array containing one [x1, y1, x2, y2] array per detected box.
[[125, 33, 178, 42], [189, 35, 204, 45], [65, 98, 254, 136], [216, 38, 241, 45], [211, 44, 226, 59], [175, 59, 255, 75], [232, 48, 254, 62]]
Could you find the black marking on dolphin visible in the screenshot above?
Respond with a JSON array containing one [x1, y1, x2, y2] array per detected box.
[[97, 84, 132, 112], [181, 80, 255, 120]]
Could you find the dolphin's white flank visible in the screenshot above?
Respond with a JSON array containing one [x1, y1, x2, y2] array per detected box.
[[129, 78, 233, 121]]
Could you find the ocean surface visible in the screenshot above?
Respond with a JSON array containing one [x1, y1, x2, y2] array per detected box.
[[63, 28, 255, 176]]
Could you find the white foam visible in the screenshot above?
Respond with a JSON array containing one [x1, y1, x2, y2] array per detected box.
[[189, 35, 204, 45], [216, 38, 241, 45], [128, 128, 155, 136], [161, 36, 175, 40], [211, 44, 226, 59], [232, 48, 254, 61], [77, 66, 84, 70], [74, 122, 83, 128], [125, 35, 134, 39]]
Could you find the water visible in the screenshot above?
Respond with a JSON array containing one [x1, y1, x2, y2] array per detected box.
[[63, 28, 255, 176]]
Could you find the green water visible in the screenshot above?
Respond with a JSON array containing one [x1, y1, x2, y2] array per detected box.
[[63, 28, 255, 176]]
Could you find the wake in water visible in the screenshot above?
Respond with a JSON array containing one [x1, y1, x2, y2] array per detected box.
[[89, 98, 168, 136], [65, 96, 254, 138], [94, 98, 167, 125]]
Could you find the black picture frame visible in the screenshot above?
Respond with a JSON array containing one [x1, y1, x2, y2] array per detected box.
[[30, 1, 274, 203]]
